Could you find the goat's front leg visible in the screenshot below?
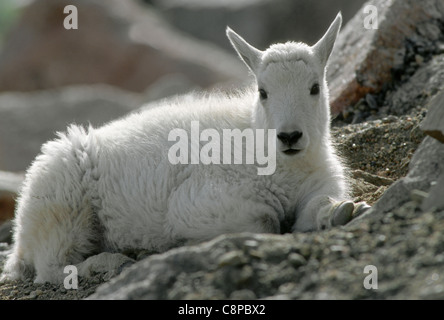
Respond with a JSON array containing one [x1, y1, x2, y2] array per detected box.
[[292, 195, 371, 232]]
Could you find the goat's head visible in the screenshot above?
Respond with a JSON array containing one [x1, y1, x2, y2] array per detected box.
[[227, 13, 342, 158]]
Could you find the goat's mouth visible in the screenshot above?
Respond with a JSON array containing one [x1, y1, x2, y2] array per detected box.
[[282, 149, 302, 156]]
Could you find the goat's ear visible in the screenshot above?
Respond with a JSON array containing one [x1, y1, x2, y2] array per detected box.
[[312, 12, 342, 67], [226, 27, 263, 73]]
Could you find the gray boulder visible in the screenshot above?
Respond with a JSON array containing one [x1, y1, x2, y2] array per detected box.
[[88, 233, 306, 300], [421, 89, 444, 143], [328, 0, 444, 114], [419, 90, 444, 212]]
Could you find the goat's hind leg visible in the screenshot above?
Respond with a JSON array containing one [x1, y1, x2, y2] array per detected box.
[[2, 183, 101, 284], [2, 133, 102, 284]]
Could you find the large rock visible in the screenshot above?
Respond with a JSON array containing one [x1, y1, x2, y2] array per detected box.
[[0, 0, 244, 93], [88, 233, 313, 300], [421, 90, 444, 143], [421, 173, 444, 212], [419, 91, 444, 212], [328, 0, 444, 114], [382, 54, 444, 117]]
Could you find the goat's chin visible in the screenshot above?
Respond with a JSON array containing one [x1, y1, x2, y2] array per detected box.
[[282, 149, 302, 156], [279, 148, 306, 158]]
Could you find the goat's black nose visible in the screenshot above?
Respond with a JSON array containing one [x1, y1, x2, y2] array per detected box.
[[277, 131, 303, 145]]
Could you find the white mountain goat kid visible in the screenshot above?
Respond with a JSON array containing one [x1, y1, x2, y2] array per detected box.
[[1, 13, 369, 284]]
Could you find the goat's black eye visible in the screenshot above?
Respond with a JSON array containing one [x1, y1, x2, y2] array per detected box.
[[310, 83, 320, 95], [259, 89, 268, 100]]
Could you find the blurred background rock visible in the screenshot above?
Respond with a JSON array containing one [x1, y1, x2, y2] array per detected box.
[[0, 0, 366, 173], [0, 0, 366, 94], [145, 0, 366, 51]]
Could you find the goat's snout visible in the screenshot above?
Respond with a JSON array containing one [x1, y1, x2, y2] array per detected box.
[[277, 131, 303, 146]]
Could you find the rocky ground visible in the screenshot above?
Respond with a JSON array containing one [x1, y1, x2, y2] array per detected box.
[[1, 0, 444, 300], [0, 100, 432, 300], [0, 119, 435, 300]]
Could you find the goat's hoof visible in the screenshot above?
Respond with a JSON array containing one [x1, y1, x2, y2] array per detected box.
[[331, 201, 354, 226]]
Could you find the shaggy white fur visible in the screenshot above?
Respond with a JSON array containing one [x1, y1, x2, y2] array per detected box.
[[1, 13, 369, 284]]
